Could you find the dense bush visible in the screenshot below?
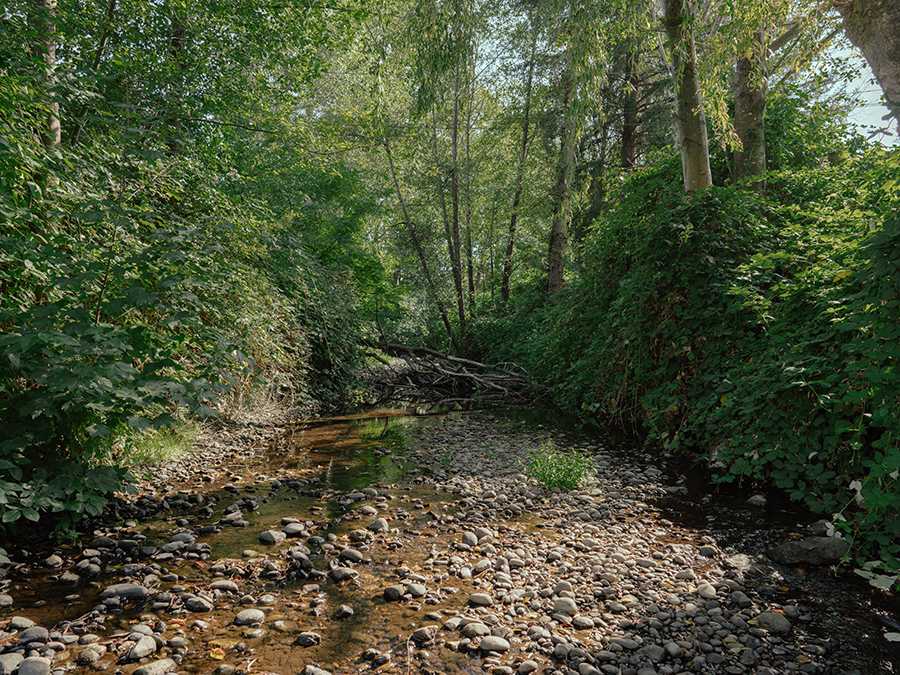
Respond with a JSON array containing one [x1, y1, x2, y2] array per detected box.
[[473, 148, 900, 568]]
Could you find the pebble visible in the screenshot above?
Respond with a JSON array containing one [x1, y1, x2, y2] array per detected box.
[[234, 609, 265, 626], [132, 658, 176, 675]]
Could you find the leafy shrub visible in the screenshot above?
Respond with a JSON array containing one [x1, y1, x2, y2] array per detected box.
[[525, 440, 594, 490], [476, 148, 900, 568]]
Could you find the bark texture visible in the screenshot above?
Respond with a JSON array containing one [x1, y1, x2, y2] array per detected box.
[[733, 39, 768, 194], [664, 0, 713, 192], [30, 0, 61, 154], [547, 64, 576, 296], [836, 0, 900, 125], [621, 49, 640, 170]]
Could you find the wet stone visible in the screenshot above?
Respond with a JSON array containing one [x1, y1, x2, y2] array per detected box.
[[479, 636, 510, 652], [411, 625, 438, 644], [132, 658, 176, 675], [128, 635, 158, 660], [16, 657, 51, 675], [329, 567, 358, 583], [260, 530, 286, 546], [185, 596, 214, 612], [0, 654, 25, 675], [210, 580, 239, 593], [101, 583, 150, 599], [234, 609, 265, 626], [384, 585, 405, 601], [19, 626, 49, 644], [335, 605, 354, 619], [469, 593, 493, 607], [294, 632, 322, 647], [0, 594, 11, 608]]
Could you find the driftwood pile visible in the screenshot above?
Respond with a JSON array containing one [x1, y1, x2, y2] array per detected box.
[[362, 342, 533, 410]]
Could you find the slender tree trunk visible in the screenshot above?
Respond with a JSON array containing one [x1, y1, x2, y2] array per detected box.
[[464, 88, 475, 318], [836, 0, 900, 125], [30, 0, 61, 155], [383, 141, 462, 355], [621, 48, 639, 169], [664, 0, 713, 193], [733, 32, 768, 193], [71, 0, 118, 147], [547, 61, 577, 296], [449, 67, 468, 352], [501, 27, 537, 304], [167, 16, 187, 154]]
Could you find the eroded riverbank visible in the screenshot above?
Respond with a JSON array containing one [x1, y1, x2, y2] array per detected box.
[[0, 409, 897, 675]]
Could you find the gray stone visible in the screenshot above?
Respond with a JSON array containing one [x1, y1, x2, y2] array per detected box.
[[329, 567, 358, 583], [133, 658, 176, 675], [234, 609, 265, 626], [406, 583, 426, 597], [185, 596, 214, 612], [294, 632, 322, 647], [0, 653, 25, 675], [210, 580, 239, 593], [128, 635, 158, 660], [335, 604, 354, 619], [284, 523, 306, 537], [367, 518, 389, 533], [76, 647, 104, 665], [260, 530, 286, 546], [518, 661, 539, 674], [553, 597, 578, 615], [767, 537, 850, 566], [411, 625, 438, 644], [101, 583, 150, 599], [756, 611, 792, 634], [479, 636, 510, 652], [339, 548, 364, 563], [0, 594, 12, 608], [383, 585, 405, 601], [461, 622, 490, 638], [578, 665, 602, 675], [469, 593, 493, 607], [17, 658, 51, 675], [18, 626, 49, 644]]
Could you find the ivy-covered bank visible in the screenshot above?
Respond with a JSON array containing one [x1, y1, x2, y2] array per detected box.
[[473, 148, 900, 571]]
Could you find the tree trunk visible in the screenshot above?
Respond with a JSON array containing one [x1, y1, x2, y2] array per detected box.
[[664, 0, 713, 193], [383, 141, 462, 356], [621, 48, 639, 169], [71, 0, 118, 147], [464, 90, 475, 317], [733, 33, 768, 194], [30, 0, 61, 155], [449, 67, 468, 353], [836, 0, 900, 125], [547, 61, 576, 296], [501, 26, 537, 304], [167, 16, 187, 154]]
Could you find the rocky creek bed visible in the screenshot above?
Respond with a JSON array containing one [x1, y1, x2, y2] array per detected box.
[[0, 409, 898, 675]]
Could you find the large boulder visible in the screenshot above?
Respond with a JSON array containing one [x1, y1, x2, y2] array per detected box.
[[767, 537, 849, 566]]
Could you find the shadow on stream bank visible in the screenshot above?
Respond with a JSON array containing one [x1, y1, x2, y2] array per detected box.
[[0, 407, 898, 675]]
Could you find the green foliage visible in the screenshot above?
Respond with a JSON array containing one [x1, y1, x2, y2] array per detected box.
[[476, 147, 900, 568], [525, 440, 594, 490]]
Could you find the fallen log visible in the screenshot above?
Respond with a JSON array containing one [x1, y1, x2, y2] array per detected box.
[[360, 340, 534, 409]]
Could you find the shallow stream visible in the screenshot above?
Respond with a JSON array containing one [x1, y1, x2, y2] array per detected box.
[[0, 407, 897, 674]]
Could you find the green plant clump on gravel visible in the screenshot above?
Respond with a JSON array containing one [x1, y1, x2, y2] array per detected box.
[[525, 440, 594, 490]]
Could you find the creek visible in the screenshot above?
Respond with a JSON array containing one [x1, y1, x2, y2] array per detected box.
[[0, 407, 897, 675]]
